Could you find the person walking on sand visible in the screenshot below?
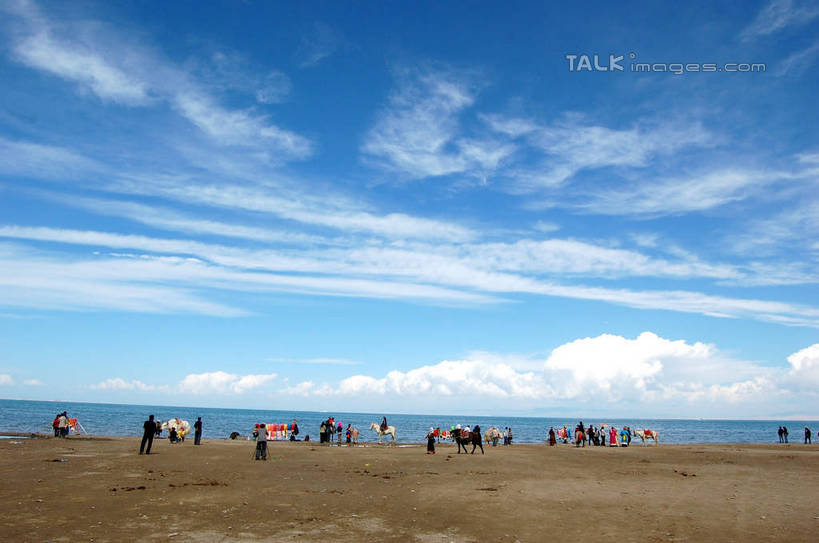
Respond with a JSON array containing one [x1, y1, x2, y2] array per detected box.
[[58, 412, 69, 438], [783, 426, 789, 443], [254, 424, 268, 460], [426, 427, 436, 454], [52, 414, 60, 437], [805, 426, 811, 444], [139, 415, 156, 455]]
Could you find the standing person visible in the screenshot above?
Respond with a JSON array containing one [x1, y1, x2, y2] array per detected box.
[[139, 415, 156, 455], [805, 426, 811, 444], [548, 427, 556, 446], [346, 426, 352, 445], [503, 427, 509, 445], [426, 427, 436, 454], [58, 412, 68, 438], [337, 422, 344, 447], [609, 425, 617, 446], [319, 421, 327, 443], [508, 427, 513, 445], [194, 417, 202, 445], [352, 425, 359, 445], [291, 419, 299, 438], [254, 424, 268, 460], [777, 426, 783, 443], [783, 426, 789, 443], [52, 414, 60, 437]]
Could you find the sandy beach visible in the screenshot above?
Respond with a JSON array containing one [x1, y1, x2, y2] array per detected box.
[[1, 435, 817, 542]]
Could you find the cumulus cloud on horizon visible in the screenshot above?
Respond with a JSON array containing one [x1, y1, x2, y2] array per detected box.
[[86, 333, 819, 417]]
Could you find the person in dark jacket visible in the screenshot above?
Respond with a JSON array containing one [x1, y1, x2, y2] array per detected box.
[[805, 426, 812, 444], [194, 417, 202, 445], [139, 415, 155, 454]]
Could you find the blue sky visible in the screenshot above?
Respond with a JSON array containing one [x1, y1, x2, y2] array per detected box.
[[0, 0, 818, 418]]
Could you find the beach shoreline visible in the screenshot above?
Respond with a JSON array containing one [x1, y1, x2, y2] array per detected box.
[[2, 435, 818, 541]]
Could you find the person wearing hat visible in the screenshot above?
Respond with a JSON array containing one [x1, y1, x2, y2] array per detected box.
[[425, 427, 436, 454]]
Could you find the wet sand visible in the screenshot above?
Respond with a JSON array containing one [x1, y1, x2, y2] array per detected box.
[[1, 435, 817, 542]]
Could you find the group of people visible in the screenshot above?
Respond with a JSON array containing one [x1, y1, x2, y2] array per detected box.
[[319, 417, 360, 446], [51, 412, 70, 438], [139, 415, 203, 455], [778, 425, 813, 444], [546, 422, 632, 447]]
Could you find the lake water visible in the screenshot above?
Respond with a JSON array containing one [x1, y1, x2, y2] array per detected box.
[[0, 399, 812, 444]]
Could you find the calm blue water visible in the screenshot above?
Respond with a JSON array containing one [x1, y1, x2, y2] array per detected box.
[[0, 399, 813, 444]]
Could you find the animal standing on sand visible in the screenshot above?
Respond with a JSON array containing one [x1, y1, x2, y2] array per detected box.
[[632, 428, 659, 445], [452, 426, 484, 454], [369, 422, 396, 444], [484, 427, 502, 446]]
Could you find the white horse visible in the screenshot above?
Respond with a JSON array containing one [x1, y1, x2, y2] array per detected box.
[[633, 428, 659, 445], [484, 427, 502, 446], [161, 418, 191, 438], [369, 422, 396, 444]]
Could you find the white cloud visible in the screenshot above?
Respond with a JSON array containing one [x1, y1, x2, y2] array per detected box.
[[785, 343, 819, 388], [362, 68, 515, 179], [280, 381, 315, 396], [3, 0, 311, 158], [741, 0, 819, 41], [776, 40, 819, 76], [107, 181, 477, 242], [178, 371, 277, 394], [255, 71, 293, 104], [0, 137, 101, 180], [574, 168, 799, 216], [296, 22, 340, 68], [23, 379, 43, 386], [1, 226, 817, 325], [13, 29, 152, 105], [338, 359, 543, 399], [487, 115, 713, 189], [261, 332, 795, 413], [91, 378, 160, 391], [0, 374, 14, 385]]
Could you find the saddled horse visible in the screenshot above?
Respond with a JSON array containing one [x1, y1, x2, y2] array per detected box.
[[369, 422, 396, 444], [633, 428, 659, 445], [452, 428, 484, 454]]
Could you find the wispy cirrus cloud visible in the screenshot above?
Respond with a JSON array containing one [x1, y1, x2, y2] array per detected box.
[[741, 0, 819, 41], [295, 22, 341, 68], [362, 67, 516, 180], [2, 0, 311, 158], [483, 113, 714, 189], [1, 226, 817, 326]]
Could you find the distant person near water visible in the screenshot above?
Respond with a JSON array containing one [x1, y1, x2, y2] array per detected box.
[[426, 427, 436, 454], [783, 426, 789, 443], [253, 424, 268, 460], [139, 414, 155, 455], [778, 426, 784, 443], [548, 427, 556, 446], [805, 426, 811, 444], [194, 417, 202, 445]]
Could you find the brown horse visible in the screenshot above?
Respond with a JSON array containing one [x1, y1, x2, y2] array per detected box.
[[452, 428, 484, 454]]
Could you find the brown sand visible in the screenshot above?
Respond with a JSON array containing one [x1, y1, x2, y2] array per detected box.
[[1, 435, 817, 542]]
